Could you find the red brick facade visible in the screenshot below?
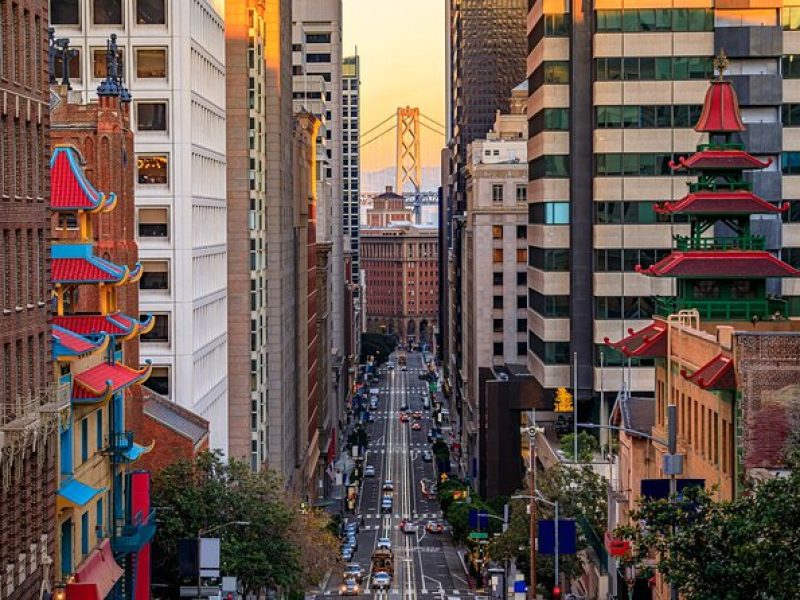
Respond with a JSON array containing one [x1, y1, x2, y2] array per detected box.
[[0, 2, 57, 596]]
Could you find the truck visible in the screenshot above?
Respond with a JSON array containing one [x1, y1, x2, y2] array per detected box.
[[370, 547, 394, 577]]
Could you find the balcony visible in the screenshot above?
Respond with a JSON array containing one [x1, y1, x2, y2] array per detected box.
[[688, 180, 751, 194], [111, 509, 156, 554], [673, 235, 766, 252], [108, 431, 134, 463], [655, 297, 790, 321]]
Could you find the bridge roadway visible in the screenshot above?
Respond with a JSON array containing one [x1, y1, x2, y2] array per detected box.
[[312, 351, 477, 600]]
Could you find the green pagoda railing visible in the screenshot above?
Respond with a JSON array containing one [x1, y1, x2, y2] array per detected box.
[[697, 142, 745, 152], [673, 235, 766, 252], [656, 297, 789, 320], [689, 180, 752, 193]]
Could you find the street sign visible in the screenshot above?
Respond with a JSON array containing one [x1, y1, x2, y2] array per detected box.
[[468, 532, 489, 540], [537, 519, 577, 555], [640, 478, 704, 499]]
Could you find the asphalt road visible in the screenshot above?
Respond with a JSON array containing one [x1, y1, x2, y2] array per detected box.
[[315, 351, 477, 600]]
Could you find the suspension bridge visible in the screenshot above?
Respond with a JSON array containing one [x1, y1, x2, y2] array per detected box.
[[359, 107, 445, 194]]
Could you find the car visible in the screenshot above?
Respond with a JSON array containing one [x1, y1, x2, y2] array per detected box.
[[399, 403, 409, 411], [386, 361, 395, 370], [412, 411, 423, 419], [366, 412, 375, 423], [381, 497, 393, 513], [401, 365, 408, 371], [364, 465, 376, 477], [422, 449, 432, 462], [376, 537, 392, 550], [372, 572, 392, 590], [412, 422, 422, 431], [343, 563, 365, 583], [340, 579, 361, 596], [401, 521, 418, 534], [383, 480, 394, 492], [425, 521, 444, 534], [341, 545, 354, 561], [399, 413, 409, 423], [344, 535, 358, 551]]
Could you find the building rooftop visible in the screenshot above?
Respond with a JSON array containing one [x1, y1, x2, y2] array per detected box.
[[143, 388, 209, 446]]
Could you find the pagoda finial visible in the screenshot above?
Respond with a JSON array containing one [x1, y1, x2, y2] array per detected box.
[[714, 48, 730, 81], [96, 34, 122, 97]]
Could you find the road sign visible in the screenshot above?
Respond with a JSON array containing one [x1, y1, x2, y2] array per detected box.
[[468, 532, 489, 540], [640, 478, 704, 499]]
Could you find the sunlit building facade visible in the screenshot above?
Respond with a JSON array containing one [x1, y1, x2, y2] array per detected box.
[[343, 54, 361, 288]]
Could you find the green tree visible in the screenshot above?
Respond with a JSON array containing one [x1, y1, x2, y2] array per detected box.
[[617, 471, 800, 600], [560, 431, 599, 462], [151, 451, 339, 597]]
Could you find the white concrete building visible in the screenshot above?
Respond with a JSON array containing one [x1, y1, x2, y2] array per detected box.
[[342, 54, 361, 288], [51, 0, 229, 453]]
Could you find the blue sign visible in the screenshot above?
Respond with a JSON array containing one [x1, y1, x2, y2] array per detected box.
[[514, 581, 527, 593], [468, 509, 489, 530], [537, 519, 577, 555], [640, 478, 704, 500]]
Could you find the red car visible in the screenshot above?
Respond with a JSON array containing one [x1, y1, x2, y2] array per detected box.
[[399, 413, 409, 422], [412, 422, 422, 431], [412, 411, 423, 420], [425, 521, 444, 534]]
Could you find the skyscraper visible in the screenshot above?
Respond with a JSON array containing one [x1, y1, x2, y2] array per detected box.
[[0, 3, 57, 595], [526, 3, 797, 419], [50, 0, 230, 451], [343, 54, 361, 288]]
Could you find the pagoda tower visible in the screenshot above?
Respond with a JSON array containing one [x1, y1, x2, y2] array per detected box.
[[606, 52, 799, 361]]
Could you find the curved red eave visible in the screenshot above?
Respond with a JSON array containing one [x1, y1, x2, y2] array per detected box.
[[636, 251, 800, 278], [654, 192, 788, 215], [604, 322, 667, 358], [51, 146, 115, 211], [694, 80, 746, 133], [670, 150, 772, 172], [681, 354, 735, 390], [72, 361, 152, 403], [52, 256, 128, 284], [52, 312, 151, 338]]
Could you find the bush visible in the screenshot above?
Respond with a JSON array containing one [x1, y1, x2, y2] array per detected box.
[[560, 431, 599, 462]]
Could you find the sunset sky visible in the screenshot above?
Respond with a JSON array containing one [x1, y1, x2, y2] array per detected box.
[[342, 0, 446, 177]]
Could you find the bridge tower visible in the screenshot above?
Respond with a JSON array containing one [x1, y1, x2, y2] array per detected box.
[[395, 106, 422, 194]]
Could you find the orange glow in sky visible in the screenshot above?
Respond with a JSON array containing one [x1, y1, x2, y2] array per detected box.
[[343, 0, 446, 174]]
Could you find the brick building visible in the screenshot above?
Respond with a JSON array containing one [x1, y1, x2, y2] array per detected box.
[[0, 2, 58, 597], [361, 222, 439, 345], [365, 186, 414, 228]]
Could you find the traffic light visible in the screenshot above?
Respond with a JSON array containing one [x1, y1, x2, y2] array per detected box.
[[552, 586, 562, 600]]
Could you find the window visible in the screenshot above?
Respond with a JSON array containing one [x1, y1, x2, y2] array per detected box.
[[305, 33, 331, 44], [492, 225, 504, 239], [783, 152, 800, 175], [595, 153, 677, 176], [516, 225, 527, 239], [93, 0, 123, 25], [595, 296, 654, 319], [516, 342, 527, 357], [307, 53, 331, 63], [528, 332, 570, 364], [493, 318, 503, 333], [81, 418, 88, 462], [596, 8, 713, 32], [493, 342, 504, 356], [595, 345, 654, 367], [544, 13, 571, 36], [493, 296, 503, 309], [528, 290, 570, 317], [135, 48, 167, 78], [596, 105, 702, 129], [543, 108, 569, 130], [516, 295, 527, 309], [95, 408, 103, 450], [784, 7, 800, 30], [141, 313, 169, 343], [517, 318, 527, 333], [136, 102, 167, 131], [595, 56, 712, 81], [136, 0, 166, 25], [144, 366, 170, 396], [492, 184, 504, 203], [138, 207, 168, 237], [53, 48, 81, 83], [594, 201, 688, 224], [594, 248, 671, 271], [529, 202, 569, 225], [81, 512, 89, 555], [516, 248, 527, 264], [528, 247, 569, 271], [529, 156, 569, 179], [92, 47, 124, 79], [57, 213, 79, 231], [543, 61, 569, 84], [516, 271, 526, 286], [493, 272, 503, 286], [96, 497, 104, 536], [137, 155, 168, 184], [493, 248, 503, 263], [51, 0, 80, 24], [140, 260, 169, 290]]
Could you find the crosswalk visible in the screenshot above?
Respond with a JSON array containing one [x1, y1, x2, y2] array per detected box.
[[320, 589, 467, 597]]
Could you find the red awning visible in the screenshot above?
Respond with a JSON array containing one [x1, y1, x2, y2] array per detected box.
[[654, 191, 788, 215], [670, 150, 771, 172], [694, 80, 745, 133], [66, 539, 124, 600], [636, 251, 800, 278], [604, 322, 667, 358], [681, 354, 735, 390], [73, 362, 151, 402]]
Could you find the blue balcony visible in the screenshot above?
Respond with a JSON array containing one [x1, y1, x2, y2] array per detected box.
[[109, 431, 134, 463], [111, 509, 156, 554]]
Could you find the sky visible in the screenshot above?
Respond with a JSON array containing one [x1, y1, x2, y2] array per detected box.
[[342, 0, 446, 180]]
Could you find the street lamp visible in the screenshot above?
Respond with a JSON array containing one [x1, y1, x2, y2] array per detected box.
[[196, 521, 250, 599]]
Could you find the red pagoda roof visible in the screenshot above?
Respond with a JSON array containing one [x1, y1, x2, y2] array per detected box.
[[52, 256, 141, 285], [636, 251, 800, 278], [604, 322, 667, 358], [72, 361, 152, 404], [694, 80, 745, 133], [50, 146, 117, 212], [654, 192, 788, 215], [52, 312, 155, 339], [670, 150, 771, 172], [51, 325, 107, 359], [681, 354, 735, 390]]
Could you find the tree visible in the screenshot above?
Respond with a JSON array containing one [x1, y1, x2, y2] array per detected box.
[[151, 451, 339, 597], [617, 471, 800, 600], [560, 432, 599, 462]]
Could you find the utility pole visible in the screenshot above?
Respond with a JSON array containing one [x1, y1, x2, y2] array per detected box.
[[572, 352, 578, 463], [524, 418, 544, 600]]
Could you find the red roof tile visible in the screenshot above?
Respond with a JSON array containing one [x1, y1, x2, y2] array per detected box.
[[681, 354, 735, 390], [654, 192, 788, 215], [604, 322, 667, 358], [637, 251, 800, 278], [52, 313, 138, 337], [670, 150, 771, 172], [50, 146, 111, 211], [73, 362, 150, 401], [52, 257, 127, 283], [694, 80, 745, 133], [52, 325, 97, 355]]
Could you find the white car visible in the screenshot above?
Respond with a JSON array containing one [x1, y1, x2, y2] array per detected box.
[[364, 465, 376, 477], [372, 572, 391, 590], [376, 537, 392, 550], [401, 521, 418, 534], [386, 361, 395, 370]]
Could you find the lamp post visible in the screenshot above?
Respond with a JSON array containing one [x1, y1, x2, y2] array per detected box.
[[196, 521, 250, 599], [512, 493, 560, 600], [521, 419, 543, 600]]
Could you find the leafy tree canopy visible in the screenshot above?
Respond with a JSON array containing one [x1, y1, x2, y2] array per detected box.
[[560, 432, 599, 463]]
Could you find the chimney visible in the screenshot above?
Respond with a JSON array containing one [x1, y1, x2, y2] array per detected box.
[[385, 186, 393, 193]]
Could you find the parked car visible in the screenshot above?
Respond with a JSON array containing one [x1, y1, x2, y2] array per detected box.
[[341, 545, 354, 561], [386, 361, 395, 370], [340, 579, 360, 596], [425, 521, 444, 534], [364, 464, 376, 477], [343, 563, 365, 583], [422, 449, 433, 462], [376, 537, 392, 550], [382, 480, 394, 492], [372, 572, 392, 590]]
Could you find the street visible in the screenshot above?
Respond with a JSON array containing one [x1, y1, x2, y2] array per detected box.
[[315, 351, 476, 600]]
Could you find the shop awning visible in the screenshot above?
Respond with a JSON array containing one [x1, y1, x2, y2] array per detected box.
[[66, 539, 124, 600], [57, 479, 105, 511]]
